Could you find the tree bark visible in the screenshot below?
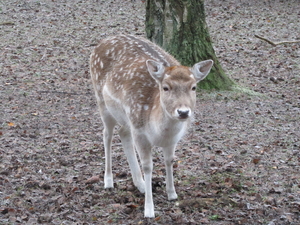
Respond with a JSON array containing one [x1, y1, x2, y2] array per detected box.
[[145, 0, 234, 90]]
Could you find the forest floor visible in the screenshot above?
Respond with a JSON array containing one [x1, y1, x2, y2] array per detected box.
[[1, 0, 300, 224]]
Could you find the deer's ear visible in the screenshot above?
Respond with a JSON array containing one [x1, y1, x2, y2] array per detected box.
[[191, 59, 213, 82], [146, 60, 165, 82]]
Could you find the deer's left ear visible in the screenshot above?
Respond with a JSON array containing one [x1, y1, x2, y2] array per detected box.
[[191, 60, 213, 82]]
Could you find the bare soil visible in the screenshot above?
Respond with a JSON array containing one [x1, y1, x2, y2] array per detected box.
[[1, 0, 300, 224]]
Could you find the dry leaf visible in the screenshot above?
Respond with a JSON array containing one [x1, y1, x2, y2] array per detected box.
[[7, 122, 15, 127], [252, 158, 261, 164], [126, 203, 138, 209], [85, 175, 100, 184], [154, 216, 161, 221]]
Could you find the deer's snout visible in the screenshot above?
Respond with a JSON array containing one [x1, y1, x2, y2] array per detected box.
[[176, 108, 190, 119]]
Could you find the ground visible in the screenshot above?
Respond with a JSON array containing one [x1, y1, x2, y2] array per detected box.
[[0, 0, 300, 224]]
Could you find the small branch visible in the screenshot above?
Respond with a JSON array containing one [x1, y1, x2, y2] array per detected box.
[[37, 91, 84, 95], [254, 34, 300, 46], [0, 21, 15, 26], [254, 35, 276, 46]]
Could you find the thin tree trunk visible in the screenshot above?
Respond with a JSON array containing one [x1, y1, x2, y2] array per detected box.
[[145, 0, 234, 90]]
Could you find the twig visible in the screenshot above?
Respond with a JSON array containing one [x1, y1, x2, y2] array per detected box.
[[0, 21, 15, 26], [37, 91, 90, 95], [254, 34, 300, 46]]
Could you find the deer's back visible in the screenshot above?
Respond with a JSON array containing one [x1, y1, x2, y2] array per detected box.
[[90, 35, 180, 126], [90, 34, 179, 83]]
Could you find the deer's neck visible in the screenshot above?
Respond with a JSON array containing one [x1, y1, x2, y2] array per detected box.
[[145, 97, 190, 147]]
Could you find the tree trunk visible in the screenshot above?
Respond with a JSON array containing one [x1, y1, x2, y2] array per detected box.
[[145, 0, 234, 90]]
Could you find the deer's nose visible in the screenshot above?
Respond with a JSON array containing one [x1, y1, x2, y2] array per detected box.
[[177, 109, 190, 119]]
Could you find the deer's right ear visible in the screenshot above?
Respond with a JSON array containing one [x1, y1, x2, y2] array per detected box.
[[146, 60, 165, 82]]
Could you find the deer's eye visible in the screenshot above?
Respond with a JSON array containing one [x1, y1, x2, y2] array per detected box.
[[163, 87, 169, 91], [192, 86, 196, 91]]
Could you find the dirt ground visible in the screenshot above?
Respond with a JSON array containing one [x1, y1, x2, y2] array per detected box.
[[1, 0, 300, 224]]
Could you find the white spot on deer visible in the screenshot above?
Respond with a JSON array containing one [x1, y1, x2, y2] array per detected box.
[[143, 105, 149, 111], [136, 103, 142, 110], [100, 61, 104, 69]]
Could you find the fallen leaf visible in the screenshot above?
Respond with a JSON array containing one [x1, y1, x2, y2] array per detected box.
[[209, 215, 220, 220], [85, 175, 100, 184], [126, 203, 138, 209], [252, 157, 261, 164], [7, 122, 15, 127], [154, 216, 161, 221], [200, 218, 210, 224]]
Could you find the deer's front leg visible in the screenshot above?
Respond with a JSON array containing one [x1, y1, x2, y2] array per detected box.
[[142, 153, 154, 218], [163, 145, 178, 200], [134, 136, 154, 218]]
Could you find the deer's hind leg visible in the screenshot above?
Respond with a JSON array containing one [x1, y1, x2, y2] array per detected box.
[[100, 108, 117, 189]]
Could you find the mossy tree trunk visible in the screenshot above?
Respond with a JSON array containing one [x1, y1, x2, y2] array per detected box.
[[145, 0, 235, 90]]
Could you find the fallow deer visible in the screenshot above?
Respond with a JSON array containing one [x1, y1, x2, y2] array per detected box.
[[90, 34, 213, 218]]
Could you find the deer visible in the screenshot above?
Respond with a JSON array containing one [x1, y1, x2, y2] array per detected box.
[[90, 34, 213, 218]]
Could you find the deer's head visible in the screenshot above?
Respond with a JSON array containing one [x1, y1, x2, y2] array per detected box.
[[146, 59, 213, 120]]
